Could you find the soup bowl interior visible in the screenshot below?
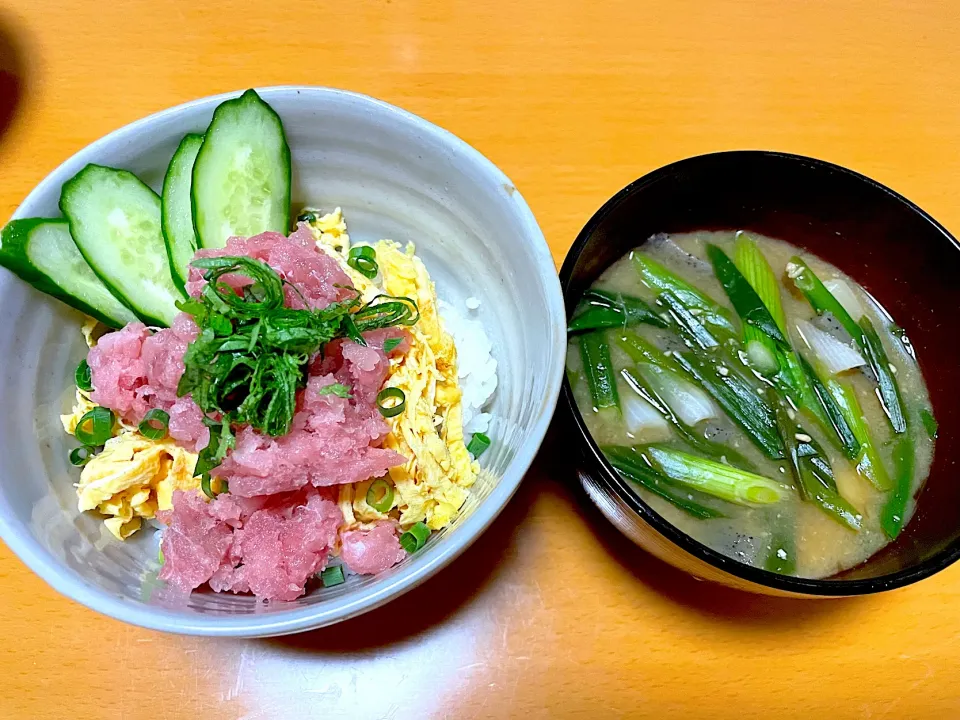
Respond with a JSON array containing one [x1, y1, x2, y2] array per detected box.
[[561, 150, 960, 595], [0, 87, 565, 635]]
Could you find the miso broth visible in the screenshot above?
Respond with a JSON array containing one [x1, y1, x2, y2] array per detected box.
[[567, 231, 935, 578]]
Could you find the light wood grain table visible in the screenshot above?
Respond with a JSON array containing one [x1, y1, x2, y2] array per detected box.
[[2, 1, 960, 718]]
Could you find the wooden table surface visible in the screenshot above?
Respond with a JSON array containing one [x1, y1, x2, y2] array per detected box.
[[2, 1, 960, 718]]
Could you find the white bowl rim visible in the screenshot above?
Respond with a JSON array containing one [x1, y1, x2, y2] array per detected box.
[[0, 85, 565, 637]]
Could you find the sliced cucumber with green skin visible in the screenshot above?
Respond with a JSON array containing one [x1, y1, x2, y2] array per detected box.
[[192, 89, 291, 249], [60, 164, 184, 327], [0, 218, 138, 328], [162, 133, 204, 292]]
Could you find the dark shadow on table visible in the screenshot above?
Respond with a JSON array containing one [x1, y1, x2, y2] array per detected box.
[[0, 8, 27, 149]]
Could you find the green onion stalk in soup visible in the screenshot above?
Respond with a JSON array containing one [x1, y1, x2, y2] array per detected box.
[[566, 230, 935, 579]]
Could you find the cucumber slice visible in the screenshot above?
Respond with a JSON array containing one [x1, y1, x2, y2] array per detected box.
[[0, 218, 138, 328], [191, 89, 291, 249], [162, 133, 204, 292], [60, 164, 184, 327]]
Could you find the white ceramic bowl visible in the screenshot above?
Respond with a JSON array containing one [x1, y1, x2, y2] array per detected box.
[[0, 87, 565, 637]]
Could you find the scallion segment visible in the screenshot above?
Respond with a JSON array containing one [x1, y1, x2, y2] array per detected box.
[[858, 317, 907, 434], [642, 444, 787, 506], [787, 257, 907, 435], [633, 253, 737, 336], [69, 446, 94, 466], [733, 233, 787, 377], [74, 406, 115, 447], [467, 432, 491, 457], [376, 387, 406, 418], [383, 337, 404, 354], [920, 408, 938, 439], [763, 532, 796, 575], [796, 353, 859, 459], [347, 245, 378, 279], [603, 446, 726, 519], [568, 289, 666, 333], [138, 408, 170, 440], [579, 331, 620, 413], [400, 521, 430, 553], [658, 290, 720, 350], [672, 350, 784, 459], [776, 405, 862, 531], [825, 379, 892, 491], [707, 243, 787, 346], [201, 475, 229, 499], [365, 478, 395, 512], [880, 434, 916, 540], [320, 565, 346, 587], [75, 359, 94, 392]]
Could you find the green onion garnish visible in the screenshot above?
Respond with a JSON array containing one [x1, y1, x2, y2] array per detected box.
[[74, 406, 115, 446], [158, 547, 164, 563], [366, 477, 395, 512], [920, 408, 938, 439], [400, 521, 430, 553], [138, 408, 170, 440], [321, 565, 346, 587], [75, 359, 93, 392], [201, 475, 229, 499], [348, 245, 379, 279], [297, 211, 318, 223], [69, 446, 94, 466], [467, 432, 491, 457], [383, 337, 403, 354], [377, 387, 406, 417], [318, 383, 352, 399]]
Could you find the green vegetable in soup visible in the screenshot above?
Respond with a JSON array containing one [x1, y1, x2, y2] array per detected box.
[[578, 330, 619, 414], [568, 289, 666, 333]]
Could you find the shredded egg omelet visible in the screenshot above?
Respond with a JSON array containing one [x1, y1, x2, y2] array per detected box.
[[309, 209, 479, 532]]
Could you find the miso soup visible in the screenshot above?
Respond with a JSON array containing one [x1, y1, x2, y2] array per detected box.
[[566, 231, 935, 578]]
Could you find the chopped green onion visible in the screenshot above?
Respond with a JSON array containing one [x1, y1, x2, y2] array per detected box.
[[348, 245, 378, 279], [201, 475, 229, 499], [400, 521, 430, 553], [763, 532, 796, 575], [377, 387, 406, 417], [158, 547, 164, 564], [365, 478, 395, 512], [707, 244, 787, 345], [603, 446, 726, 519], [297, 210, 318, 223], [74, 406, 115, 447], [643, 444, 786, 506], [787, 257, 907, 435], [75, 359, 93, 392], [795, 353, 859, 459], [776, 405, 862, 531], [578, 331, 620, 413], [881, 434, 916, 539], [69, 446, 94, 466], [858, 317, 907, 434], [383, 337, 404, 354], [825, 379, 892, 491], [320, 565, 346, 587], [568, 290, 667, 333], [920, 408, 938, 439], [732, 234, 787, 377], [632, 253, 737, 336], [467, 432, 491, 457], [786, 257, 861, 338], [318, 383, 353, 399], [614, 330, 672, 369], [672, 350, 784, 459], [138, 408, 170, 440], [658, 290, 720, 350]]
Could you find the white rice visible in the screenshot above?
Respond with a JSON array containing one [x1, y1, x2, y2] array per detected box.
[[438, 298, 498, 437]]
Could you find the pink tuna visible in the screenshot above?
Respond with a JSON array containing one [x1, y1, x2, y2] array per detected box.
[[186, 224, 354, 310], [160, 487, 342, 601], [340, 522, 407, 575]]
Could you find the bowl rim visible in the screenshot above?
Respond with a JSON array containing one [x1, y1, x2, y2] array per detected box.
[[559, 149, 960, 596], [0, 85, 566, 636]]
